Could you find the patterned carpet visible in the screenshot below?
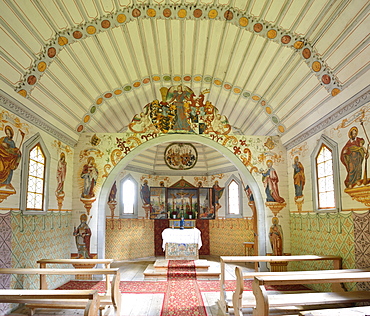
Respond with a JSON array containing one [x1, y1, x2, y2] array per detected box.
[[160, 260, 207, 316], [56, 279, 309, 293]]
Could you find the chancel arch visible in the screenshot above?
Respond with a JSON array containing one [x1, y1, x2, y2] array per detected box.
[[97, 133, 267, 262]]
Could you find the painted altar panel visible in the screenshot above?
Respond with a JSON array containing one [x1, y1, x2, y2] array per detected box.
[[198, 188, 214, 219], [167, 188, 198, 219], [150, 187, 167, 219]]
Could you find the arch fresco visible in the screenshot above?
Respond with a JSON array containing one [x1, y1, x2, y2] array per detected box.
[[96, 133, 268, 261]]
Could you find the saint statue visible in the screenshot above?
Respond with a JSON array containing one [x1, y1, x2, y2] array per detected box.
[[73, 214, 91, 258]]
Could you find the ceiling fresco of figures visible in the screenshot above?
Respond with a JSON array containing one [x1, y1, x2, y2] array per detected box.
[[0, 0, 369, 146]]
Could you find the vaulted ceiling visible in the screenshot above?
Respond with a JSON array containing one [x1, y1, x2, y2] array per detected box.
[[1, 0, 369, 153]]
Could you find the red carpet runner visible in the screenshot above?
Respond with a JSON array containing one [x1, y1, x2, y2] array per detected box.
[[160, 260, 207, 316]]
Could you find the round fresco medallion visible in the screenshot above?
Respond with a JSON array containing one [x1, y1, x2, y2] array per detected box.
[[243, 92, 250, 98], [214, 79, 222, 86], [224, 83, 232, 90], [294, 41, 304, 49], [173, 76, 181, 82], [194, 76, 202, 81], [233, 87, 241, 94], [265, 107, 272, 114], [322, 74, 331, 84], [117, 14, 126, 23], [208, 9, 218, 19], [178, 9, 187, 18], [18, 89, 27, 97], [96, 97, 103, 105], [332, 88, 340, 96], [77, 125, 84, 132], [184, 76, 191, 81], [90, 106, 97, 114], [312, 61, 321, 72], [193, 9, 202, 18], [163, 8, 171, 17], [123, 85, 132, 91], [164, 143, 198, 170], [261, 100, 266, 106], [278, 125, 285, 133], [104, 92, 112, 98], [224, 10, 233, 20], [114, 89, 122, 95], [142, 78, 150, 84], [252, 95, 260, 101], [73, 31, 83, 39], [153, 75, 160, 81], [204, 76, 212, 82], [37, 61, 47, 72], [27, 75, 37, 85], [267, 29, 277, 39], [239, 17, 248, 27], [86, 26, 96, 34], [163, 75, 171, 81], [58, 36, 68, 46], [101, 20, 111, 28], [47, 47, 57, 58], [147, 8, 156, 17], [281, 35, 291, 44], [132, 9, 141, 17], [302, 48, 311, 59], [133, 81, 141, 87], [253, 23, 263, 33]]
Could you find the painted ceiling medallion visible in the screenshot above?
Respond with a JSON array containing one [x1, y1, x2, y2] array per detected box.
[[164, 143, 198, 170]]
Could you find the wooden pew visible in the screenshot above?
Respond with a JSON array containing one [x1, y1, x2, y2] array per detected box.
[[37, 258, 114, 292], [0, 289, 100, 316], [218, 254, 342, 314], [299, 306, 370, 316], [252, 270, 370, 316], [0, 268, 121, 315], [232, 266, 370, 316]]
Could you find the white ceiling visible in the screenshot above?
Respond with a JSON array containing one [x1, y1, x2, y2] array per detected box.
[[0, 0, 369, 162]]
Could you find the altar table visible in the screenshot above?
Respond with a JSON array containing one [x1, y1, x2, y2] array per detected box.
[[162, 227, 202, 251]]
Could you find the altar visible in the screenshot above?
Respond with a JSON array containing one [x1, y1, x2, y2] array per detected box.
[[162, 227, 202, 260]]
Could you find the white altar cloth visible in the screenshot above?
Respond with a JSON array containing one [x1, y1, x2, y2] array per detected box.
[[162, 228, 202, 251]]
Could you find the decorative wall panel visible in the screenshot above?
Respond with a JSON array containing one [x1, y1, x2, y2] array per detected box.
[[353, 211, 370, 291], [0, 212, 11, 314], [105, 219, 154, 260], [11, 212, 73, 290], [209, 218, 254, 256], [290, 212, 355, 291]]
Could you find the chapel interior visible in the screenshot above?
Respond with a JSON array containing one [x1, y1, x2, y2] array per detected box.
[[0, 0, 369, 315]]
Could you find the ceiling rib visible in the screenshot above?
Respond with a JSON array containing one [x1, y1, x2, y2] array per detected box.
[[219, 34, 256, 114], [214, 27, 244, 108]]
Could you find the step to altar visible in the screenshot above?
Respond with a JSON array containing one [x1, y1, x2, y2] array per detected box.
[[143, 259, 221, 280]]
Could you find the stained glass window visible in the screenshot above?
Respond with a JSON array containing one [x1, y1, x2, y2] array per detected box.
[[316, 144, 335, 209], [26, 143, 45, 210]]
